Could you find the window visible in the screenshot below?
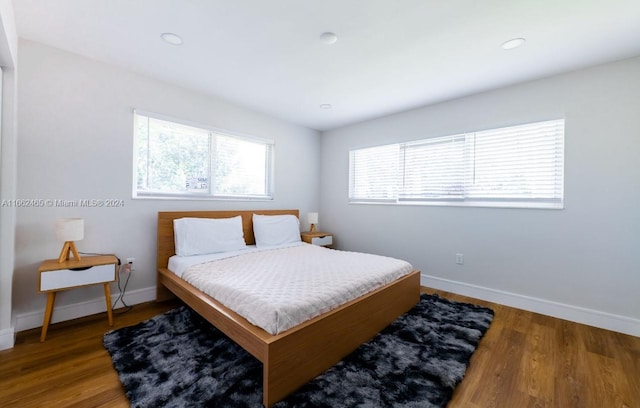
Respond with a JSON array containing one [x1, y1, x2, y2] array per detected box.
[[349, 119, 565, 209], [349, 144, 399, 202], [134, 111, 274, 200]]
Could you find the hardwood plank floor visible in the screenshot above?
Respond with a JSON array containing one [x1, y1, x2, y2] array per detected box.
[[0, 289, 638, 407], [434, 289, 640, 408], [0, 301, 181, 408]]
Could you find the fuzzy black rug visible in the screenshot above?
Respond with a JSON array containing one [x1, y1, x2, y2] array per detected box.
[[104, 294, 493, 407]]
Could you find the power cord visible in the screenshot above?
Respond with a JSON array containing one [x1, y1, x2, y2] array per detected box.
[[79, 251, 120, 262], [112, 262, 133, 313], [79, 251, 133, 314]]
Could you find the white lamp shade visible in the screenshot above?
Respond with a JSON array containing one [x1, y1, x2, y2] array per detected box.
[[307, 212, 319, 224], [55, 218, 84, 242]]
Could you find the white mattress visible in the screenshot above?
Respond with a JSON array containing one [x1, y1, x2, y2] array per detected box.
[[176, 243, 414, 335]]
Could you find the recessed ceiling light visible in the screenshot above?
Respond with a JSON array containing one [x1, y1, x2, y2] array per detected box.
[[501, 38, 526, 50], [319, 32, 338, 45], [320, 104, 332, 109], [161, 32, 183, 46]]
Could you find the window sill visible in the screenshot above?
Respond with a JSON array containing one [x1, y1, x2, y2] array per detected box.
[[133, 193, 274, 202], [348, 200, 563, 210]]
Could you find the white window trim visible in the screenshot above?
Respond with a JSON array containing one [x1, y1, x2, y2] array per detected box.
[[132, 110, 275, 201]]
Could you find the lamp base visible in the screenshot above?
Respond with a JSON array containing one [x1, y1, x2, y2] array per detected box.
[[310, 223, 316, 233], [58, 241, 81, 263]]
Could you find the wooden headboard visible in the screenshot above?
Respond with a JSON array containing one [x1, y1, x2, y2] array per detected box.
[[157, 209, 299, 270]]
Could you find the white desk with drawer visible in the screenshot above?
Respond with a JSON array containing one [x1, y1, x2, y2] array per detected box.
[[37, 255, 118, 342]]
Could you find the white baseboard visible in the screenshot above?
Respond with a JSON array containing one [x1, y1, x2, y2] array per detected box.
[[15, 286, 157, 332], [421, 274, 640, 337], [0, 326, 16, 350]]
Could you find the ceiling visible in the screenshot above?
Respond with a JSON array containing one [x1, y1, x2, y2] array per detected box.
[[13, 0, 640, 131]]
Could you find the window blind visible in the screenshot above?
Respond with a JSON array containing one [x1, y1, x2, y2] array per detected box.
[[466, 119, 564, 204], [399, 135, 466, 201], [349, 144, 399, 202], [348, 119, 565, 209]]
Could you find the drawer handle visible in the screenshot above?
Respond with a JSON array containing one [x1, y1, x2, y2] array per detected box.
[[69, 266, 92, 271]]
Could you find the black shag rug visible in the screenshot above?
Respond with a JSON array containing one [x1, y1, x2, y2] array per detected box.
[[104, 294, 493, 407]]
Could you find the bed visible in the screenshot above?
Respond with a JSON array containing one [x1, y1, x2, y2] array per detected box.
[[156, 209, 421, 407]]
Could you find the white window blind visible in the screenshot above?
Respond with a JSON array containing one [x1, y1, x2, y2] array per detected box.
[[348, 119, 565, 209], [134, 111, 274, 200], [399, 135, 466, 201], [466, 120, 564, 204], [349, 144, 399, 202]]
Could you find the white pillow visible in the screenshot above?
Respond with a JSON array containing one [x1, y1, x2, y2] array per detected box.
[[252, 214, 301, 248], [174, 216, 247, 256]]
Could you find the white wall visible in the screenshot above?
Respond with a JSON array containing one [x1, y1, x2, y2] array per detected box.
[[320, 56, 640, 335], [15, 39, 320, 329], [0, 0, 18, 350]]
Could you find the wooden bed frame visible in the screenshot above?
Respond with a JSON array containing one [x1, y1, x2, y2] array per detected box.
[[156, 209, 420, 407]]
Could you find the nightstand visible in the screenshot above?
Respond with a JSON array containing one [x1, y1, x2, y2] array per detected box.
[[37, 255, 118, 342], [301, 231, 333, 247]]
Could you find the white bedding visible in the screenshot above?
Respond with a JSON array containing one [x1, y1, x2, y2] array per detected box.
[[176, 243, 414, 335]]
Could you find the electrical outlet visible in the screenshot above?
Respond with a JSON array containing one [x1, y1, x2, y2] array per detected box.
[[126, 257, 135, 272], [455, 253, 464, 265]]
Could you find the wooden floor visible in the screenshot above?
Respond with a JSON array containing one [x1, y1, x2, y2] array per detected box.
[[0, 289, 638, 408]]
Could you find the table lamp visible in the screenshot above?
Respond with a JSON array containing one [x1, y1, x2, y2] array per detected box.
[[56, 218, 84, 263], [308, 212, 318, 233]]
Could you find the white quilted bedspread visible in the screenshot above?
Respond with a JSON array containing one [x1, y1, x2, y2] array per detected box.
[[180, 243, 413, 335]]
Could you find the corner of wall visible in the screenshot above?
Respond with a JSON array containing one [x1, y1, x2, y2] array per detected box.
[[0, 0, 18, 350]]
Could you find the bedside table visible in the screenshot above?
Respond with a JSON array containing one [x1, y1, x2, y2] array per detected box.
[[301, 231, 333, 247], [38, 255, 118, 342]]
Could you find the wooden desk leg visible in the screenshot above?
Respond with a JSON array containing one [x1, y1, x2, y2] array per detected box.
[[104, 283, 113, 326], [40, 292, 57, 342]]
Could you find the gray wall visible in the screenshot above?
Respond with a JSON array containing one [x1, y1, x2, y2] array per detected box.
[[14, 39, 320, 327], [11, 39, 640, 336], [320, 56, 640, 333]]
